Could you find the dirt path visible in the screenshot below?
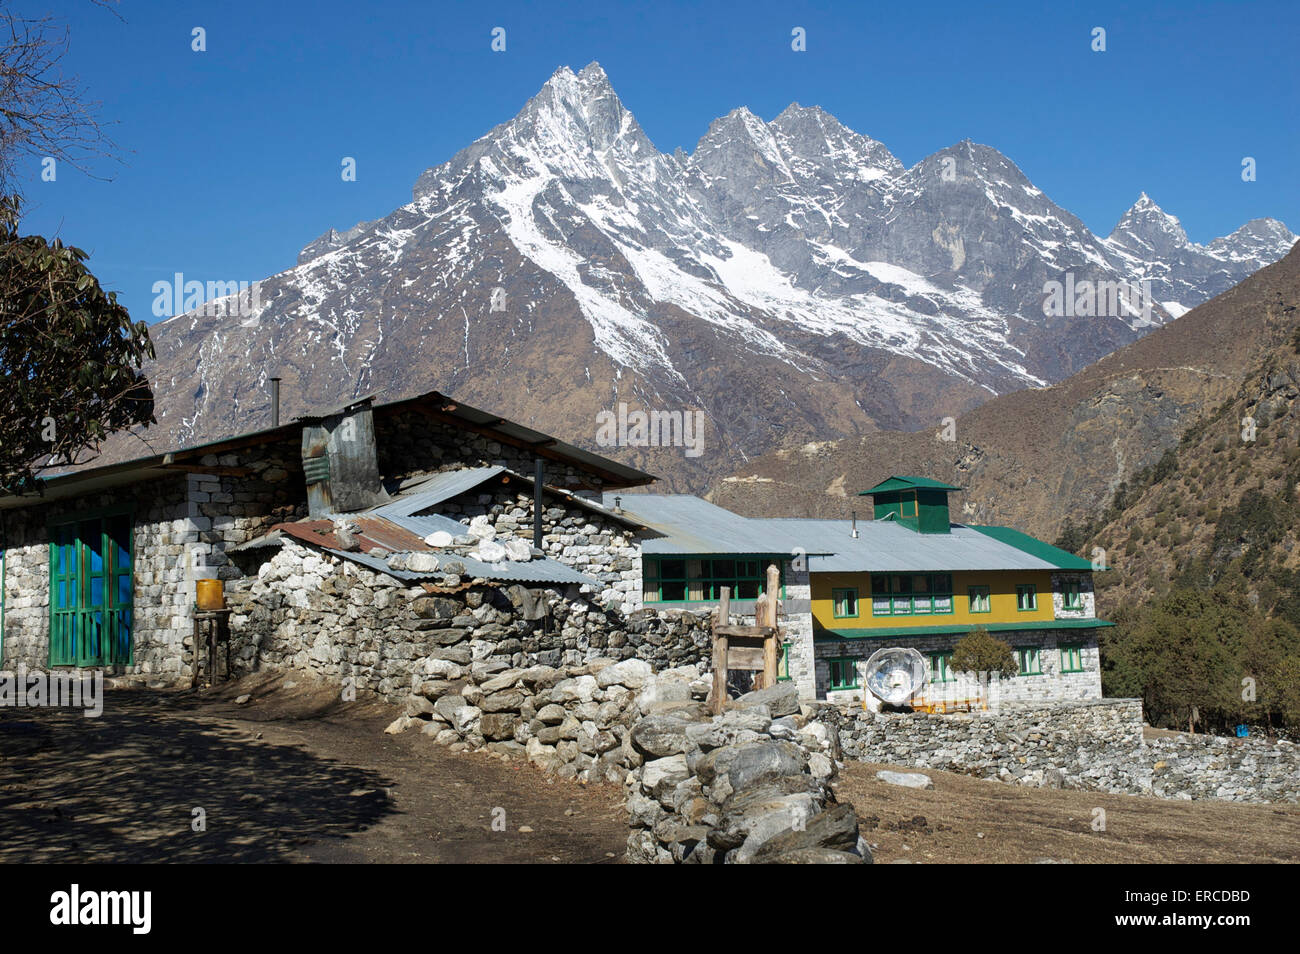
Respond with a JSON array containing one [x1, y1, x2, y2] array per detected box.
[[835, 761, 1300, 863], [0, 673, 627, 863]]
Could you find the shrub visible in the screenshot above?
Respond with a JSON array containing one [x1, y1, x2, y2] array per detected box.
[[950, 626, 1019, 678]]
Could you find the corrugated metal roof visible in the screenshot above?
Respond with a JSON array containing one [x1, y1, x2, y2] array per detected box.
[[324, 546, 595, 585], [602, 494, 830, 556], [798, 520, 1062, 572], [381, 466, 509, 517], [384, 466, 642, 527]]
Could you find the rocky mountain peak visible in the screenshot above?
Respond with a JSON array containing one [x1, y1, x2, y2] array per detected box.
[[1109, 193, 1191, 254]]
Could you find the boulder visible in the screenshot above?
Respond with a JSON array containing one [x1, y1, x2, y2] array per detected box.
[[695, 741, 808, 792], [630, 715, 693, 758], [876, 769, 934, 790], [596, 658, 654, 689], [479, 712, 518, 741], [751, 803, 861, 861], [737, 683, 800, 718]]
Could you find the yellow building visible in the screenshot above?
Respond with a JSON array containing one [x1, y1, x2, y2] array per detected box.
[[803, 477, 1109, 704]]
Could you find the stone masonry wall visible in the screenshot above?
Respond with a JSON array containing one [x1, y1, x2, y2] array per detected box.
[[0, 434, 305, 679], [227, 541, 713, 701], [821, 699, 1300, 804]]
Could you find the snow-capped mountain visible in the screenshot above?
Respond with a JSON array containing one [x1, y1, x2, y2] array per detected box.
[[142, 62, 1295, 490]]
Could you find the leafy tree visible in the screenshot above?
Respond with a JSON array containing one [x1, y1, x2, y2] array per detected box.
[[950, 626, 1018, 678], [0, 3, 151, 494]]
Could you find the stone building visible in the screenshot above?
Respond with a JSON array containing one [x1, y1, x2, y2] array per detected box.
[[0, 389, 657, 683]]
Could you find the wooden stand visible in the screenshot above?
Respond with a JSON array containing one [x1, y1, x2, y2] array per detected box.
[[191, 609, 232, 688], [708, 563, 782, 715]]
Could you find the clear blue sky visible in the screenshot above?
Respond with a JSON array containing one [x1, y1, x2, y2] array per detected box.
[[19, 0, 1300, 322]]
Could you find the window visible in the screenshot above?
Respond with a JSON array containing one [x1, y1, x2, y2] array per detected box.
[[832, 587, 859, 618], [1016, 584, 1038, 612], [869, 573, 953, 616], [1015, 646, 1042, 676], [778, 641, 793, 682], [1062, 581, 1083, 610], [1060, 643, 1084, 673], [644, 557, 782, 603], [928, 651, 955, 683], [828, 657, 860, 690], [968, 585, 991, 614], [901, 490, 918, 518]]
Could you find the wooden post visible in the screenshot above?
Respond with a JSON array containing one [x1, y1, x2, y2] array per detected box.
[[762, 562, 781, 689], [710, 587, 731, 715]]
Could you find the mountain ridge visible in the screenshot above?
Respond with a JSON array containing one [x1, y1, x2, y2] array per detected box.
[[85, 62, 1296, 493]]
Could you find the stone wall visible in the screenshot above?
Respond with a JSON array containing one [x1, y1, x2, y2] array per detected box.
[[376, 409, 595, 491], [434, 488, 642, 612], [1, 475, 191, 675], [227, 540, 713, 701], [821, 699, 1300, 804]]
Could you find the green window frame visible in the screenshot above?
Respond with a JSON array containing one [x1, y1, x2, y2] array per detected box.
[[828, 657, 860, 690], [778, 641, 793, 682], [928, 651, 955, 683], [1062, 581, 1083, 610], [644, 556, 784, 604], [968, 585, 991, 614], [1016, 584, 1038, 612], [869, 573, 953, 616], [900, 490, 918, 518], [1014, 646, 1042, 676], [48, 508, 134, 668], [832, 587, 859, 618], [1060, 643, 1084, 673]]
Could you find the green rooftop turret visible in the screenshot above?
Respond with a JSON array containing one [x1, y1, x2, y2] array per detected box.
[[860, 476, 959, 534]]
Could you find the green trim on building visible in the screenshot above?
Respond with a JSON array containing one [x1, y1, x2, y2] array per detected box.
[[1060, 643, 1085, 673], [828, 657, 860, 690], [832, 587, 859, 618], [860, 476, 962, 494], [1014, 645, 1042, 676], [816, 618, 1115, 642], [968, 525, 1098, 570]]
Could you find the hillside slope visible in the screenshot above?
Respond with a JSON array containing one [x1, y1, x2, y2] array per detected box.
[[709, 244, 1300, 542]]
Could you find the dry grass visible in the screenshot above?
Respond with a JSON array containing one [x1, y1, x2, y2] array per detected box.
[[836, 761, 1300, 864]]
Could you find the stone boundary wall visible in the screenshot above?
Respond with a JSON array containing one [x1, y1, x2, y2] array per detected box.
[[227, 541, 713, 702], [820, 700, 1300, 804], [385, 659, 867, 864]]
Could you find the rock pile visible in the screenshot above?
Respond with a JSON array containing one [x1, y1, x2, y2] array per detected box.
[[624, 683, 870, 864]]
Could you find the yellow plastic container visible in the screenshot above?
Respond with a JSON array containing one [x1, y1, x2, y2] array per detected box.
[[196, 579, 225, 611]]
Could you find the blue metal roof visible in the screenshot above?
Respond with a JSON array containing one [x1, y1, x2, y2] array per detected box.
[[602, 494, 1072, 572], [601, 493, 830, 556], [324, 545, 596, 585]]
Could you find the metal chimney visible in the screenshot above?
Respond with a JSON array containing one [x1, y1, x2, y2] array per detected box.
[[534, 457, 545, 548], [270, 377, 282, 427], [851, 510, 859, 538]]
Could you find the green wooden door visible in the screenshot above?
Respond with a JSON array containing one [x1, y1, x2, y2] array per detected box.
[[49, 513, 133, 667]]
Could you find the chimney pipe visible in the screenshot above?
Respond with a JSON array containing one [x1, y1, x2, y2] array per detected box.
[[851, 510, 859, 538], [534, 457, 545, 549], [270, 377, 282, 427]]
